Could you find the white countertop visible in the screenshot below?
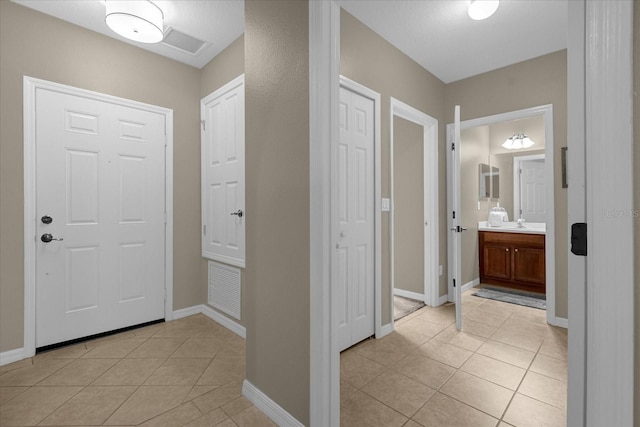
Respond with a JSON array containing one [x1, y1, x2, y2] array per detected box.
[[478, 221, 546, 235]]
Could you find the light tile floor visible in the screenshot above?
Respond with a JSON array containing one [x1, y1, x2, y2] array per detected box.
[[0, 290, 567, 426], [341, 288, 567, 427], [0, 314, 276, 426]]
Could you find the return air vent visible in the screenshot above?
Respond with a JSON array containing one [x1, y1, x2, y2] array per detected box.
[[162, 27, 208, 55], [208, 261, 241, 320]]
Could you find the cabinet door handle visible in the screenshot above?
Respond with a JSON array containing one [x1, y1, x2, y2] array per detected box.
[[505, 248, 509, 252], [515, 248, 519, 252]]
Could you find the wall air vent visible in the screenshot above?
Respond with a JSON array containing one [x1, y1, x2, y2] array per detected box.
[[162, 27, 208, 55]]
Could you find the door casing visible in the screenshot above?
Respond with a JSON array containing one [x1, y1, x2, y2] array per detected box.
[[23, 76, 174, 357], [389, 97, 439, 327], [445, 104, 561, 327]]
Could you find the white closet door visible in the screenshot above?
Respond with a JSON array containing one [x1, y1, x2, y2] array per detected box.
[[336, 86, 375, 352], [201, 75, 245, 268]]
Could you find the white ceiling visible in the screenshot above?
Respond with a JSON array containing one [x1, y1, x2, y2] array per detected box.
[[13, 0, 568, 83]]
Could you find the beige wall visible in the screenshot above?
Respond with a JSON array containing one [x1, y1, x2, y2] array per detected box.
[[633, 1, 639, 425], [244, 1, 310, 424], [0, 1, 203, 353], [199, 36, 246, 326], [393, 116, 424, 295], [341, 10, 447, 323], [445, 50, 569, 319], [460, 126, 490, 285]]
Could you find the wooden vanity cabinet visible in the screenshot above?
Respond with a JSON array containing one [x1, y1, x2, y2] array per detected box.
[[479, 231, 545, 293]]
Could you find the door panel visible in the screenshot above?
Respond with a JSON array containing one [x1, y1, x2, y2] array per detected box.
[[36, 89, 166, 348], [337, 87, 375, 351]]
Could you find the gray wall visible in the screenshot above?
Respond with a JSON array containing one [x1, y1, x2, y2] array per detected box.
[[0, 1, 202, 352], [393, 116, 424, 296], [244, 1, 310, 424], [341, 10, 447, 324], [445, 50, 569, 319]]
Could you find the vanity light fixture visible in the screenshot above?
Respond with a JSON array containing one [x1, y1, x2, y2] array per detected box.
[[468, 0, 500, 21], [502, 133, 535, 150], [105, 0, 164, 44]]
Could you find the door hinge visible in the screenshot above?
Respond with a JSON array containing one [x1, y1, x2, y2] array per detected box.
[[452, 211, 456, 219], [200, 119, 206, 131], [203, 224, 207, 235], [453, 279, 456, 288], [451, 142, 455, 151]]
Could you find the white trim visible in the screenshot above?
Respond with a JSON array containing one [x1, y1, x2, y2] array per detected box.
[[462, 278, 480, 293], [513, 153, 545, 222], [0, 348, 27, 367], [393, 288, 424, 302], [339, 76, 382, 340], [243, 380, 304, 427], [445, 104, 556, 326], [566, 0, 586, 424], [309, 2, 340, 426], [389, 97, 440, 335], [438, 294, 449, 306], [378, 323, 394, 338], [584, 1, 634, 425], [549, 316, 568, 329], [23, 76, 174, 357], [201, 305, 246, 339], [173, 304, 246, 339], [172, 306, 203, 320]]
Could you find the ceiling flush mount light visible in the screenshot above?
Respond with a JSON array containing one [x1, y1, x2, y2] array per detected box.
[[105, 0, 164, 44], [502, 133, 535, 150], [468, 0, 500, 21]]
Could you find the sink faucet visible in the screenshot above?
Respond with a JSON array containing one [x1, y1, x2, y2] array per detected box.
[[517, 218, 526, 228]]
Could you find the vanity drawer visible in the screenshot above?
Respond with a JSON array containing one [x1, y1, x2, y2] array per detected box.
[[480, 231, 544, 249]]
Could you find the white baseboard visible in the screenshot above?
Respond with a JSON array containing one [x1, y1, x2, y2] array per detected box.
[[462, 278, 481, 293], [378, 323, 394, 338], [201, 305, 246, 339], [0, 348, 26, 367], [243, 380, 304, 427], [173, 304, 246, 339], [548, 316, 568, 329], [439, 294, 449, 305], [393, 288, 425, 302], [173, 305, 204, 320]]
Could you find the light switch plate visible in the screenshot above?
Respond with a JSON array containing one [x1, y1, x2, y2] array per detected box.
[[381, 198, 390, 211]]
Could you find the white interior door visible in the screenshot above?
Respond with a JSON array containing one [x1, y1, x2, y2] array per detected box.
[[35, 88, 166, 348], [336, 86, 374, 352], [518, 159, 546, 222], [451, 105, 463, 330], [201, 75, 245, 268]]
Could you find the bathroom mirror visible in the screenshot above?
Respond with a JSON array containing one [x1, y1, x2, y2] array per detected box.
[[478, 163, 499, 199]]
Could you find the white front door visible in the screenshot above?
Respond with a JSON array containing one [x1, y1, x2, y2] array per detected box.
[[336, 86, 375, 352], [35, 88, 166, 348], [519, 159, 546, 222], [201, 75, 245, 268]]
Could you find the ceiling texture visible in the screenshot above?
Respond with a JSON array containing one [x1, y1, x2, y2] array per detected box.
[[13, 0, 568, 84]]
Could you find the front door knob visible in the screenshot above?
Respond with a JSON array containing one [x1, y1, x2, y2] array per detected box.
[[230, 209, 243, 218], [41, 233, 63, 243], [41, 215, 53, 224]]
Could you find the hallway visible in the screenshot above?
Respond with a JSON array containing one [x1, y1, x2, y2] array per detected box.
[[341, 289, 567, 426]]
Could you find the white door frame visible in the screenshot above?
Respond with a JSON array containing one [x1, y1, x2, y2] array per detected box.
[[513, 153, 545, 222], [446, 104, 560, 327], [338, 76, 382, 340], [389, 98, 439, 322], [23, 76, 174, 358]]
